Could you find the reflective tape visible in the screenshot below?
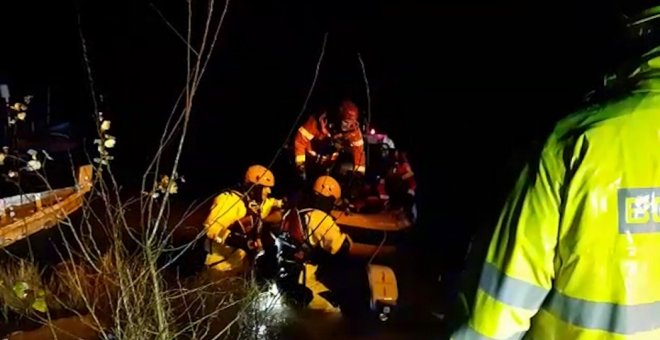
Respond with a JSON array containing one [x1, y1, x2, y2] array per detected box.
[[617, 187, 660, 234], [355, 165, 366, 173], [298, 127, 314, 140], [479, 262, 660, 335], [351, 139, 364, 147], [542, 290, 660, 334], [479, 262, 550, 310], [402, 171, 414, 180], [451, 325, 524, 340], [295, 155, 305, 164]]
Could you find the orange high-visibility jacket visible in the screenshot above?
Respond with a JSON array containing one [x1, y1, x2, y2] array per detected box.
[[293, 115, 331, 167], [378, 161, 416, 198], [337, 127, 366, 174]]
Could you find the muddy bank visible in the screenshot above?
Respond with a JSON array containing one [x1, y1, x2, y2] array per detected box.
[[6, 315, 99, 340]]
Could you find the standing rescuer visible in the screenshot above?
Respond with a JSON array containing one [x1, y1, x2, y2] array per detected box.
[[378, 149, 417, 218], [333, 99, 366, 176], [204, 164, 283, 276], [451, 2, 660, 339], [293, 110, 336, 182]]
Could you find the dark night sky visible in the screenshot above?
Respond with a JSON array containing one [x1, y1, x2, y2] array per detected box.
[[1, 0, 626, 261]]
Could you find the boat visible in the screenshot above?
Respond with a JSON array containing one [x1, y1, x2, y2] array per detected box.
[[332, 205, 412, 258], [0, 164, 93, 248]]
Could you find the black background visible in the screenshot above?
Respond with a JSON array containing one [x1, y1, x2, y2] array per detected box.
[[0, 0, 629, 274]]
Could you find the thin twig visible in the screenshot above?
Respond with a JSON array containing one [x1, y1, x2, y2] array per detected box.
[[201, 31, 329, 233], [150, 3, 200, 57], [357, 53, 372, 164]]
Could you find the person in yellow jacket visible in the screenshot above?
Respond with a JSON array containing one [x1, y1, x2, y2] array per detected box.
[[275, 175, 354, 313], [451, 4, 660, 339], [204, 164, 284, 276]]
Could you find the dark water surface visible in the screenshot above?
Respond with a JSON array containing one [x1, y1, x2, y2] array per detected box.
[[2, 194, 449, 339]]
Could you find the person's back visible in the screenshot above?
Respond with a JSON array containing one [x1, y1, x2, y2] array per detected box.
[[450, 4, 660, 339], [529, 83, 660, 339]]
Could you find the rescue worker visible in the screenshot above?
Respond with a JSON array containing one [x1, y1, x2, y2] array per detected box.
[[378, 149, 417, 220], [327, 99, 367, 207], [331, 99, 366, 177], [451, 3, 660, 339], [293, 110, 337, 182], [204, 164, 284, 276], [275, 175, 354, 313]]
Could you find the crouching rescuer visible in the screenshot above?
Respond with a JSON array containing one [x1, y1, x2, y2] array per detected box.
[[274, 175, 353, 313], [204, 164, 283, 276]]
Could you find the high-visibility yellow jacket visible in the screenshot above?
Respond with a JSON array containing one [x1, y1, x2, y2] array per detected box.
[[205, 190, 282, 242], [301, 208, 350, 255], [452, 55, 660, 339]]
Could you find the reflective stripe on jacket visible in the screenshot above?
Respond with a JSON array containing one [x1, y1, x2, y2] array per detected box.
[[293, 115, 330, 166], [303, 209, 348, 255], [395, 162, 416, 194], [335, 127, 366, 174], [453, 54, 660, 339]]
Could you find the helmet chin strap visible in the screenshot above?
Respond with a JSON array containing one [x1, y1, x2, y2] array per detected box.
[[248, 200, 260, 214], [627, 6, 660, 27], [624, 6, 660, 45], [244, 184, 263, 209], [583, 5, 660, 101], [608, 7, 660, 81]]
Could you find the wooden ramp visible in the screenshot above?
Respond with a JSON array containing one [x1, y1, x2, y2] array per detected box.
[[0, 165, 93, 248]]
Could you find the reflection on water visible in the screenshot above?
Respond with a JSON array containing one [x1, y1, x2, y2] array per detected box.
[[239, 277, 445, 340], [243, 281, 292, 339], [2, 197, 447, 340], [5, 261, 445, 340], [255, 282, 288, 317]]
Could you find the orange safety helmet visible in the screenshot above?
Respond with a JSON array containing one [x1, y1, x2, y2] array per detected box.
[[244, 164, 275, 187], [313, 175, 341, 201], [339, 99, 359, 121]]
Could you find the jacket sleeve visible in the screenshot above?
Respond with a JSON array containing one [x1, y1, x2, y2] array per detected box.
[[401, 163, 416, 194], [204, 192, 246, 242], [294, 118, 316, 167], [260, 197, 283, 219], [377, 178, 389, 200], [452, 136, 567, 340], [306, 210, 349, 255]]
